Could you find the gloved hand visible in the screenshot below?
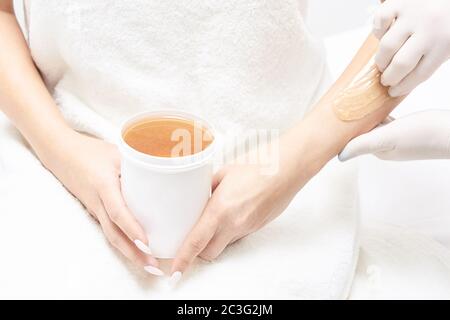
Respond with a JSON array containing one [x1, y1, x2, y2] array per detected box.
[[339, 110, 450, 161], [373, 0, 450, 97]]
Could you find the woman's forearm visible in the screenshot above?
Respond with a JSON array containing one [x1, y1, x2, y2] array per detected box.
[[0, 4, 73, 166], [283, 34, 405, 190]]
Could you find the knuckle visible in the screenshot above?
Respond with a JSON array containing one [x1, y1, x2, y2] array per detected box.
[[89, 200, 105, 218], [227, 214, 241, 229], [219, 211, 238, 230], [206, 208, 221, 226], [392, 58, 409, 72], [199, 251, 217, 262], [374, 52, 383, 64], [86, 208, 100, 222], [375, 56, 386, 71], [380, 41, 396, 55], [189, 238, 206, 253], [375, 53, 392, 72], [381, 73, 392, 87], [415, 67, 430, 82], [426, 10, 444, 26], [207, 217, 221, 233], [131, 256, 142, 267], [176, 257, 190, 271], [211, 205, 253, 233], [388, 86, 402, 98], [230, 214, 253, 233], [378, 13, 389, 25], [374, 6, 388, 24], [207, 199, 230, 225], [212, 195, 229, 213], [108, 234, 120, 247], [241, 217, 255, 232], [108, 209, 121, 223], [95, 177, 112, 191]]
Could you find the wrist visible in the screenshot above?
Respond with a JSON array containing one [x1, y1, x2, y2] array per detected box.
[[31, 125, 80, 170], [278, 111, 353, 191], [278, 129, 331, 192]]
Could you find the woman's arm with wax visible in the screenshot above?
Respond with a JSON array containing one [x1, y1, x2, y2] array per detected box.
[[171, 33, 407, 279], [282, 34, 406, 188]]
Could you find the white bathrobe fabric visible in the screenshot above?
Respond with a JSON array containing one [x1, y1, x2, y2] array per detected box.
[[23, 0, 326, 142]]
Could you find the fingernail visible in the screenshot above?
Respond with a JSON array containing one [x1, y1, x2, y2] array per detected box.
[[169, 271, 182, 288], [144, 265, 164, 276], [134, 239, 152, 255], [338, 152, 349, 162]]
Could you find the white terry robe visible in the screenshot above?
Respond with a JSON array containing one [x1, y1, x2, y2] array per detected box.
[[23, 0, 327, 142]]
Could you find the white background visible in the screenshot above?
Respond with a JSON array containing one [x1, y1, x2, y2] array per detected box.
[[307, 0, 378, 36]]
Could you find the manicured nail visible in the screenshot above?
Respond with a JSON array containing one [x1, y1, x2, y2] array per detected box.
[[338, 152, 349, 162], [134, 239, 152, 255], [144, 265, 164, 276], [169, 271, 182, 288]]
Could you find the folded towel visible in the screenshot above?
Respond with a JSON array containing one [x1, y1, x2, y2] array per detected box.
[[351, 222, 450, 299]]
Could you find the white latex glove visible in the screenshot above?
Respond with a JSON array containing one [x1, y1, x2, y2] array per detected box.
[[339, 110, 450, 161], [373, 0, 450, 97]]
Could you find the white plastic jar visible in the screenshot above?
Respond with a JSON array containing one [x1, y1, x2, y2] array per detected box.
[[118, 110, 216, 258]]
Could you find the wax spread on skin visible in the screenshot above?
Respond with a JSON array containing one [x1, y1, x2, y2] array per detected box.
[[333, 63, 390, 121]]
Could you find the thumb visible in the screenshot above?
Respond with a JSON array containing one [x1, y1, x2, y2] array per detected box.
[[170, 194, 222, 283], [212, 167, 227, 191], [338, 125, 394, 161]]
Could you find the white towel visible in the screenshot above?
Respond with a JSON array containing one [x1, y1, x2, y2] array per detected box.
[[351, 222, 450, 299]]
